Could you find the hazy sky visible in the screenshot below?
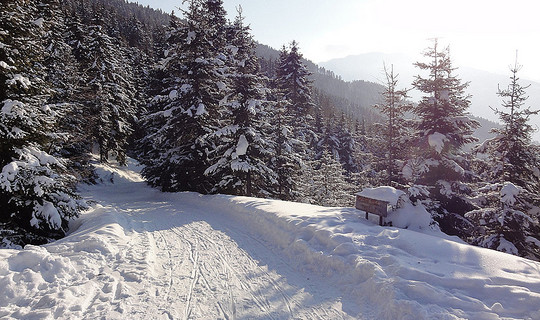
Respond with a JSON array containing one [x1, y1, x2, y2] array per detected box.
[[135, 0, 540, 82]]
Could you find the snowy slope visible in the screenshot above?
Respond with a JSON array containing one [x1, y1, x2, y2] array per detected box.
[[1, 161, 540, 319]]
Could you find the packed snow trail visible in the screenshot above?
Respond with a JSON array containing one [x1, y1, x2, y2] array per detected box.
[[0, 161, 357, 319], [1, 160, 540, 319]]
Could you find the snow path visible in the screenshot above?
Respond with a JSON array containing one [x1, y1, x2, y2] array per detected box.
[[0, 162, 356, 319], [97, 187, 355, 319], [2, 160, 540, 319]]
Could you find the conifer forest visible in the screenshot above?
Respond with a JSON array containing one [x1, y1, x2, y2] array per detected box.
[[1, 0, 539, 262]]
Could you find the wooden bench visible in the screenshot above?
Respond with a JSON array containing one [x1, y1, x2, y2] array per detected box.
[[355, 194, 388, 226]]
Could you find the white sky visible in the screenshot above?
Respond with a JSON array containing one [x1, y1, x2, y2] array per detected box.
[[135, 0, 540, 82]]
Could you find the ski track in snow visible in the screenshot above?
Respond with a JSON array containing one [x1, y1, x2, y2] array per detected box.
[[0, 162, 352, 319], [1, 160, 540, 319]]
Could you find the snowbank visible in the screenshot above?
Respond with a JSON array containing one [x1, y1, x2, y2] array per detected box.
[[196, 194, 540, 319]]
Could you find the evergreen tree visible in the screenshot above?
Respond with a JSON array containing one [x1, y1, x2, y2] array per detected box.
[[57, 14, 100, 180], [269, 99, 301, 200], [37, 1, 96, 181], [205, 8, 276, 196], [84, 10, 136, 165], [0, 0, 84, 247], [204, 0, 227, 48], [468, 61, 540, 260], [351, 118, 385, 188], [139, 0, 226, 193], [302, 148, 353, 207], [136, 13, 182, 191], [275, 41, 316, 148], [321, 115, 340, 159], [125, 14, 152, 53], [373, 64, 412, 185], [407, 39, 479, 237], [336, 113, 358, 174]]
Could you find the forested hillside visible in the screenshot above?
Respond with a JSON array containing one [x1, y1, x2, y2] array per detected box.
[[1, 0, 539, 261]]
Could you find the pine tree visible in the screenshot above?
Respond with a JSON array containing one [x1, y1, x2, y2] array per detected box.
[[275, 41, 316, 148], [0, 0, 84, 247], [351, 117, 385, 189], [84, 10, 136, 165], [139, 0, 227, 193], [205, 8, 276, 196], [336, 113, 358, 174], [303, 148, 353, 207], [407, 39, 479, 237], [269, 98, 301, 200], [468, 60, 540, 260], [373, 64, 412, 185]]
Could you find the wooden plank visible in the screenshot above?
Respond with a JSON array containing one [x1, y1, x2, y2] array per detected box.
[[355, 195, 388, 217]]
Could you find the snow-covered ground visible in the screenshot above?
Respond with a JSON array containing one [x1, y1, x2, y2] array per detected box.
[[1, 160, 540, 319]]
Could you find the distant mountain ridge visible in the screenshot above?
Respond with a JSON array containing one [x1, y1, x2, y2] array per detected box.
[[320, 53, 540, 142], [255, 43, 385, 121]]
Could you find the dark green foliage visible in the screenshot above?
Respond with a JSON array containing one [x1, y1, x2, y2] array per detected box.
[[205, 9, 276, 197], [139, 0, 227, 193], [407, 40, 479, 237], [373, 64, 413, 185], [0, 0, 85, 246], [468, 62, 540, 260]]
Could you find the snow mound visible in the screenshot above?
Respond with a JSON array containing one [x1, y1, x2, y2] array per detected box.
[[386, 201, 435, 231], [91, 157, 144, 185]]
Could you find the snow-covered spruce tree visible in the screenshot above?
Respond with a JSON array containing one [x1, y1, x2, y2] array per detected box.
[[205, 9, 276, 197], [336, 113, 358, 174], [0, 0, 85, 247], [267, 46, 306, 200], [65, 14, 89, 66], [274, 41, 317, 152], [35, 0, 96, 182], [351, 117, 385, 189], [373, 64, 413, 186], [136, 13, 182, 191], [302, 148, 354, 207], [319, 115, 340, 159], [272, 42, 319, 200], [38, 0, 78, 104], [311, 112, 325, 158], [139, 0, 226, 193], [56, 14, 103, 181], [406, 40, 479, 237], [467, 61, 540, 259], [273, 101, 303, 200], [84, 10, 136, 165]]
